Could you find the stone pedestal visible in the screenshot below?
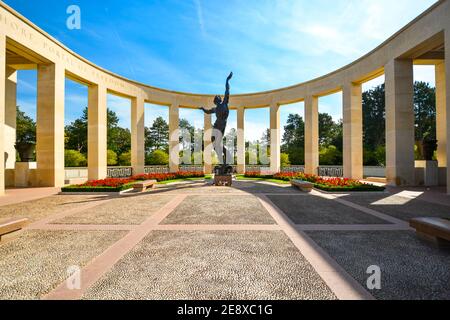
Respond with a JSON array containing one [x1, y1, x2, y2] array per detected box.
[[213, 165, 233, 186], [15, 162, 37, 187], [415, 160, 438, 187]]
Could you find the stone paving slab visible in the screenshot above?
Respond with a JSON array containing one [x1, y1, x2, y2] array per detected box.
[[153, 182, 246, 195], [231, 182, 298, 194], [0, 230, 126, 300], [305, 230, 450, 300], [53, 195, 174, 225], [153, 181, 297, 195], [162, 195, 276, 225], [267, 195, 390, 225], [0, 195, 105, 223], [82, 230, 336, 300], [341, 194, 450, 222]]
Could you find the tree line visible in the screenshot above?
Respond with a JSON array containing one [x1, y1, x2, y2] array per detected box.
[[281, 81, 436, 166], [15, 81, 436, 167]]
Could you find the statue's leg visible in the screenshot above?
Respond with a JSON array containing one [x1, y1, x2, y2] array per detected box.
[[212, 134, 224, 165], [223, 145, 232, 165]]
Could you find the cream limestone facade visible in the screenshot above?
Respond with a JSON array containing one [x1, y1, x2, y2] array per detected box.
[[1, 1, 450, 194]]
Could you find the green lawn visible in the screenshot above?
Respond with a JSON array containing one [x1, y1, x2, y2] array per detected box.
[[235, 175, 291, 185], [157, 177, 209, 185]]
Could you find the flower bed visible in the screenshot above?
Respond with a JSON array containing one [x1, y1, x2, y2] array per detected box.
[[132, 171, 205, 182], [61, 178, 136, 193], [245, 172, 385, 192], [61, 172, 206, 193]]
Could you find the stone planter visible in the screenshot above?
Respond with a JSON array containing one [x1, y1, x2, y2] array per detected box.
[[15, 142, 36, 162], [422, 140, 437, 161]]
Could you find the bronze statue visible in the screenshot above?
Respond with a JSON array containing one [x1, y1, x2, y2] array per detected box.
[[200, 72, 233, 175]]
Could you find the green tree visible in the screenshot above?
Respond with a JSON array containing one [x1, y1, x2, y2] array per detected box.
[[118, 151, 131, 166], [16, 106, 36, 144], [65, 109, 88, 153], [414, 81, 436, 141], [65, 107, 131, 156], [280, 153, 290, 167], [319, 145, 342, 165], [179, 118, 195, 154], [362, 82, 436, 165], [146, 150, 169, 165], [145, 117, 169, 152], [108, 127, 131, 156], [362, 84, 386, 151], [319, 113, 336, 147], [281, 114, 305, 165], [65, 150, 87, 167], [261, 128, 271, 147]]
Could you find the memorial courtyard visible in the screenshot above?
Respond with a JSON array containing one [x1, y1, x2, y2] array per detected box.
[[1, 0, 450, 303], [1, 180, 450, 300]]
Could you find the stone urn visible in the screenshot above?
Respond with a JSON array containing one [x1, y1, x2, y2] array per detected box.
[[15, 142, 36, 162], [422, 139, 437, 161]]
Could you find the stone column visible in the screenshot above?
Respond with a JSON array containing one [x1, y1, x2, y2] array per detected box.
[[305, 95, 319, 175], [445, 30, 450, 193], [36, 63, 65, 187], [131, 96, 145, 175], [270, 102, 281, 173], [0, 34, 5, 195], [88, 84, 107, 181], [343, 82, 363, 180], [436, 62, 446, 168], [236, 107, 246, 174], [169, 103, 179, 173], [385, 59, 415, 186], [5, 67, 17, 170], [203, 112, 213, 174]]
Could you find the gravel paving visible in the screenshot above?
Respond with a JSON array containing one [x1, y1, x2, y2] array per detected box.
[[341, 194, 450, 222], [305, 230, 450, 300], [0, 195, 105, 223], [162, 195, 275, 225], [53, 195, 173, 225], [153, 181, 297, 195], [267, 195, 390, 225], [0, 230, 126, 300], [83, 230, 336, 300]]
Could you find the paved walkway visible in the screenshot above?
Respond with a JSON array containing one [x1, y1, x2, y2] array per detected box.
[[0, 187, 60, 207], [0, 181, 449, 300]]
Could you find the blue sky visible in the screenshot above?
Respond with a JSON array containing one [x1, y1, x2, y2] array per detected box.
[[7, 0, 437, 141]]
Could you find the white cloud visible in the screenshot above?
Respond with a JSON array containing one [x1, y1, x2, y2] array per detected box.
[[194, 0, 206, 37]]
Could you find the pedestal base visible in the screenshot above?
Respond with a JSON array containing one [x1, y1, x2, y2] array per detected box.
[[214, 175, 233, 186], [415, 160, 438, 187]]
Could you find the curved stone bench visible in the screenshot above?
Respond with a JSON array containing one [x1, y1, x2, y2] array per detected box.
[[410, 217, 450, 248], [132, 180, 157, 192], [291, 180, 314, 193], [0, 218, 29, 241]]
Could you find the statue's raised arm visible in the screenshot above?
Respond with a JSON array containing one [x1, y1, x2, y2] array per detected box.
[[200, 106, 216, 114], [223, 72, 233, 105]]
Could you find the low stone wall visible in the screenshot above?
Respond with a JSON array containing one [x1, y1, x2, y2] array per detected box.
[[64, 165, 205, 180], [363, 166, 386, 178], [243, 165, 386, 178]]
